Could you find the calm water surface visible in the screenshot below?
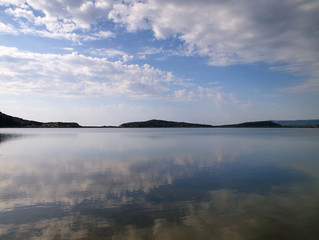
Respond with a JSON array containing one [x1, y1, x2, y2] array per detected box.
[[0, 128, 318, 239]]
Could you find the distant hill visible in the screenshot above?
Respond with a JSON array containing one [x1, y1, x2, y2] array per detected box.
[[119, 119, 283, 128], [219, 121, 282, 128], [119, 119, 214, 128], [0, 112, 81, 128], [273, 120, 319, 127], [119, 119, 319, 128], [1, 111, 318, 128]]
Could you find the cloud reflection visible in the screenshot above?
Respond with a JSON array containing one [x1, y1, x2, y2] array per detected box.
[[0, 129, 318, 239]]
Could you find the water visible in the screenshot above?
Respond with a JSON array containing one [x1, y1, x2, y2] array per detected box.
[[0, 128, 318, 240]]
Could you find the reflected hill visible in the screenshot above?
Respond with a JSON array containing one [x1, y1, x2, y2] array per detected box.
[[0, 133, 23, 145]]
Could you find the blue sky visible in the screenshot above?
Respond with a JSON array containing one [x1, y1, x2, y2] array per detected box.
[[0, 0, 318, 126]]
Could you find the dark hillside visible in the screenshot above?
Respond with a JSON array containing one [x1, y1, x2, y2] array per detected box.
[[273, 120, 319, 127], [219, 121, 282, 128], [119, 119, 214, 128], [0, 112, 80, 128]]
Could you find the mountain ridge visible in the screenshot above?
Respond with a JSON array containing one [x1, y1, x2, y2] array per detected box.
[[1, 111, 319, 128], [119, 119, 214, 128], [273, 120, 319, 127], [0, 111, 80, 128]]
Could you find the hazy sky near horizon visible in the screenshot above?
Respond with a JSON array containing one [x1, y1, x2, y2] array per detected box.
[[0, 0, 319, 125]]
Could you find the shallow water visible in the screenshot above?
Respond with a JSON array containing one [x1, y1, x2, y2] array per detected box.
[[0, 128, 318, 240]]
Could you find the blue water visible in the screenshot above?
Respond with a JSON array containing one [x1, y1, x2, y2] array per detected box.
[[0, 128, 318, 239]]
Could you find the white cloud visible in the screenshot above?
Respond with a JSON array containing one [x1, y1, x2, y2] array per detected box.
[[89, 48, 126, 57], [172, 86, 245, 109], [1, 0, 114, 42], [88, 48, 133, 62], [92, 30, 114, 38], [2, 0, 318, 93], [5, 7, 36, 22], [25, 0, 112, 30], [0, 22, 19, 35], [0, 45, 244, 115], [2, 0, 318, 80], [0, 0, 26, 6], [0, 46, 174, 98], [62, 47, 74, 51], [109, 0, 319, 92], [280, 77, 319, 93], [138, 46, 164, 56]]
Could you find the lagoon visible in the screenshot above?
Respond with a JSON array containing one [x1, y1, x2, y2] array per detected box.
[[0, 128, 318, 239]]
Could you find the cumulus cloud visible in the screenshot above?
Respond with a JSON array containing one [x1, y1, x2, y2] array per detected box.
[[25, 0, 112, 29], [109, 0, 319, 91], [0, 22, 19, 35], [1, 0, 114, 42], [88, 48, 134, 62], [1, 0, 317, 92], [110, 0, 318, 63], [172, 86, 246, 109], [0, 45, 241, 110], [0, 46, 176, 98]]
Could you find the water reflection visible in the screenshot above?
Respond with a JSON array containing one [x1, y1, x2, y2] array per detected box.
[[0, 133, 23, 144], [0, 129, 318, 239]]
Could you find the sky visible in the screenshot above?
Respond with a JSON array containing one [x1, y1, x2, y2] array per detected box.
[[0, 0, 319, 126]]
